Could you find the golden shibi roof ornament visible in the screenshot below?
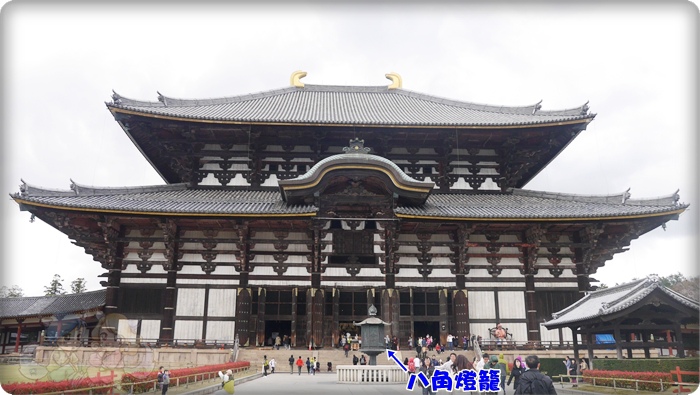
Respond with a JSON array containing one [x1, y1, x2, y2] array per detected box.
[[385, 72, 402, 89], [290, 70, 307, 87]]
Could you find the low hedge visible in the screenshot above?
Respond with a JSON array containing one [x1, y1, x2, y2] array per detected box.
[[1, 377, 112, 395], [591, 358, 699, 383], [1, 361, 250, 394], [583, 369, 672, 392]]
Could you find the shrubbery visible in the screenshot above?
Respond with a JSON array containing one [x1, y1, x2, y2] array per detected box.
[[1, 361, 250, 394], [2, 377, 112, 395]]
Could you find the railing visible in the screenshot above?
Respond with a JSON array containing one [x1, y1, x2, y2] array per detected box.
[[336, 365, 409, 384], [37, 337, 237, 349]]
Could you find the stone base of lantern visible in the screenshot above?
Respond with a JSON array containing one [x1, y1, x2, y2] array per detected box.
[[336, 365, 410, 384]]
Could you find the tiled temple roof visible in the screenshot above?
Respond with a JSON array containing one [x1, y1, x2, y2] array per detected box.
[[11, 181, 686, 220], [543, 276, 699, 328], [0, 290, 106, 319], [107, 84, 594, 127]]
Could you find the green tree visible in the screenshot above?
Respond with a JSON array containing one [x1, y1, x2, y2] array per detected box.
[[71, 278, 87, 294], [44, 274, 66, 296], [657, 272, 687, 288], [0, 285, 24, 298]]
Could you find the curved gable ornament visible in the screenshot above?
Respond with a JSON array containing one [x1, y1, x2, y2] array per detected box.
[[278, 138, 434, 206]]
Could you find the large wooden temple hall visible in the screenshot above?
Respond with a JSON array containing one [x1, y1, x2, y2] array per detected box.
[[12, 71, 687, 349]]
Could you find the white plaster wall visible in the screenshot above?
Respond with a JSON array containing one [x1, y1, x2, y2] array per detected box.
[[140, 320, 161, 341], [174, 320, 203, 343], [176, 289, 206, 316], [498, 291, 526, 319], [117, 319, 138, 340], [121, 278, 167, 284], [206, 322, 236, 342], [207, 289, 237, 317], [467, 291, 496, 320]]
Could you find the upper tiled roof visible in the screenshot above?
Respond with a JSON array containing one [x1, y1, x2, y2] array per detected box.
[[11, 180, 686, 220], [107, 84, 595, 127], [543, 276, 699, 328], [0, 290, 106, 319]]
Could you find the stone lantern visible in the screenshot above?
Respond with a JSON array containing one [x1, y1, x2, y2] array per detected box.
[[353, 304, 391, 365]]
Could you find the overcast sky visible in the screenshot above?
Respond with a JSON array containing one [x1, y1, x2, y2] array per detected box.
[[1, 2, 697, 297]]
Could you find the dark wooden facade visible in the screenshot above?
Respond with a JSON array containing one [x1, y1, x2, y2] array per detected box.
[[12, 77, 687, 348]]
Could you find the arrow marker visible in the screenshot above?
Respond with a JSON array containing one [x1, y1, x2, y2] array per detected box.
[[387, 349, 408, 372]]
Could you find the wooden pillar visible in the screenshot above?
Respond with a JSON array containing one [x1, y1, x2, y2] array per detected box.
[[306, 288, 324, 348], [614, 325, 623, 359], [256, 288, 266, 346], [55, 314, 66, 341], [572, 327, 581, 376], [290, 288, 297, 347], [234, 222, 251, 346], [675, 324, 685, 358], [453, 290, 469, 343], [524, 274, 539, 342], [235, 288, 252, 346], [666, 330, 673, 355], [642, 330, 651, 359], [159, 220, 179, 345], [586, 331, 594, 370], [104, 225, 126, 319], [626, 332, 633, 359], [14, 319, 25, 353], [332, 288, 339, 347], [381, 289, 399, 339], [439, 289, 448, 346]]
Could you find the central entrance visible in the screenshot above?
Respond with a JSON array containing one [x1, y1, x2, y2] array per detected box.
[[265, 320, 291, 346], [413, 321, 440, 346]]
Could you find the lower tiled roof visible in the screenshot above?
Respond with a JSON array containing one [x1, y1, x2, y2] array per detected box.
[[11, 181, 686, 219], [543, 276, 699, 329], [0, 290, 106, 319]]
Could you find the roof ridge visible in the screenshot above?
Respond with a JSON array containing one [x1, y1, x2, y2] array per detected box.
[[625, 189, 682, 206], [512, 188, 633, 204], [70, 180, 189, 196], [14, 180, 190, 198]]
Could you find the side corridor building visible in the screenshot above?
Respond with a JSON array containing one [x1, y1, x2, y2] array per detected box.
[[11, 72, 687, 349]]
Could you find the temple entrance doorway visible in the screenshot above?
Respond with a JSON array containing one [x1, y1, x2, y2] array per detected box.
[[413, 321, 440, 347], [265, 320, 291, 346]]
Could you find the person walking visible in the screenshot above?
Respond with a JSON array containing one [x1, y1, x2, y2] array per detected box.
[[508, 356, 526, 393], [218, 369, 234, 394], [156, 366, 165, 391], [306, 357, 311, 374], [514, 355, 557, 394], [269, 357, 276, 374], [160, 369, 170, 395], [419, 357, 436, 395], [263, 355, 269, 377], [289, 354, 295, 374], [295, 356, 303, 375]]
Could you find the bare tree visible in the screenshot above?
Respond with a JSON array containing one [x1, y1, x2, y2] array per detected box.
[[1, 285, 25, 298]]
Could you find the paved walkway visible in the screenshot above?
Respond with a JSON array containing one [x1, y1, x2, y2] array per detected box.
[[187, 372, 604, 395]]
